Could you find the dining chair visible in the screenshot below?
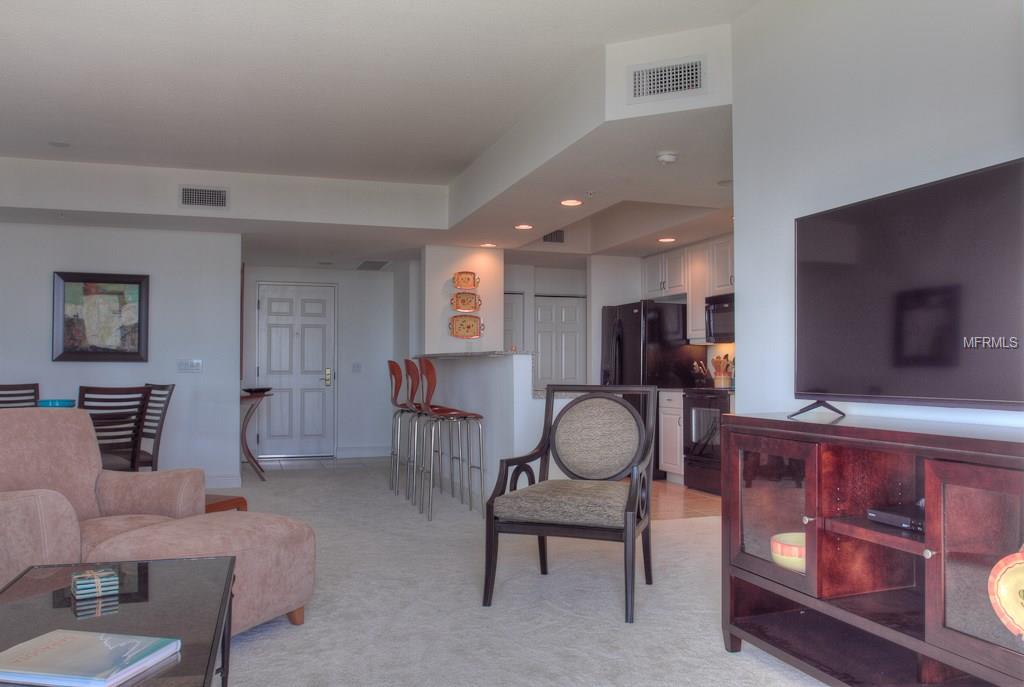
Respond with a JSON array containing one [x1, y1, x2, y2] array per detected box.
[[137, 383, 175, 470], [77, 386, 152, 471], [0, 383, 40, 408], [483, 384, 657, 622]]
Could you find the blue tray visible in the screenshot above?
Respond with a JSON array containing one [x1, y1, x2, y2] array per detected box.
[[37, 399, 75, 408]]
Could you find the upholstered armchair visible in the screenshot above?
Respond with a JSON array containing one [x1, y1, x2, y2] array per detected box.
[[483, 385, 657, 622], [0, 408, 315, 635]]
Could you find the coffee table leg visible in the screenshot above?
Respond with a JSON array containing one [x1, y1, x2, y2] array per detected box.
[[221, 593, 232, 686]]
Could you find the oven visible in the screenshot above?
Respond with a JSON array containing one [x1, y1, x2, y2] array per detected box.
[[683, 388, 732, 494]]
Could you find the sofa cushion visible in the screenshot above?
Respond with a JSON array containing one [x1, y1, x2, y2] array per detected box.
[[85, 511, 316, 635], [493, 479, 628, 529], [80, 515, 173, 560], [0, 409, 103, 520]]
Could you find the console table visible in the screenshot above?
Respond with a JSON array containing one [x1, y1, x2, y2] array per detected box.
[[721, 414, 1024, 686], [240, 393, 269, 481]]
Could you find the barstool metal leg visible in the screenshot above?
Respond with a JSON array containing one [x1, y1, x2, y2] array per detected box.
[[456, 419, 466, 505]]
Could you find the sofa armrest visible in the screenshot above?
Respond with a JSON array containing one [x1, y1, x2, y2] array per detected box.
[[96, 469, 205, 519], [0, 490, 81, 588]]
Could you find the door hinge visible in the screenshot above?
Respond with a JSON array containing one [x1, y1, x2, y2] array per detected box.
[[257, 299, 261, 310], [256, 365, 260, 376], [256, 433, 260, 444]]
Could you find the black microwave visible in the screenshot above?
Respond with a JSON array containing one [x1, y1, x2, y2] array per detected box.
[[704, 293, 734, 343]]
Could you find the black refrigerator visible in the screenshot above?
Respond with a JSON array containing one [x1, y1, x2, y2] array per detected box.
[[600, 301, 707, 480]]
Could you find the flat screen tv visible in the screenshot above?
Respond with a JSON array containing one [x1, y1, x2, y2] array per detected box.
[[795, 158, 1023, 410]]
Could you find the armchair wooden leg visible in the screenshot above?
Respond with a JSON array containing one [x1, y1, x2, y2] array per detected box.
[[537, 536, 548, 575], [286, 607, 305, 626], [641, 526, 652, 585], [482, 510, 499, 606], [624, 519, 636, 623]]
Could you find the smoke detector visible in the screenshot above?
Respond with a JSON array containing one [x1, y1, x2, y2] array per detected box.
[[656, 151, 678, 165]]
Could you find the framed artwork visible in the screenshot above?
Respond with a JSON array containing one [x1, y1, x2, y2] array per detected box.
[[52, 272, 149, 362], [892, 285, 959, 367]]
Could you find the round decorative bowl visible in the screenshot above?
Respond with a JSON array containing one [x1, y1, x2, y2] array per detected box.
[[988, 551, 1024, 639], [770, 532, 806, 573], [37, 399, 75, 408]]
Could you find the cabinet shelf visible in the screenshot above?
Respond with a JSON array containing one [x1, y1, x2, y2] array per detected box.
[[827, 587, 925, 641], [824, 516, 926, 556]]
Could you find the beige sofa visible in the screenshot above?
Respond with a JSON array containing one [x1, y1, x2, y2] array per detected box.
[[0, 408, 315, 635]]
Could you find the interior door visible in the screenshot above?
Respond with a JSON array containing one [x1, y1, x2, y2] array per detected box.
[[257, 283, 336, 457], [503, 292, 525, 352], [534, 296, 587, 388]]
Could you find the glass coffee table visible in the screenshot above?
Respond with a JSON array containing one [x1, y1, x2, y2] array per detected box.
[[0, 557, 234, 686]]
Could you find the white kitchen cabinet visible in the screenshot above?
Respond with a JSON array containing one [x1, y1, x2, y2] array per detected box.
[[658, 391, 684, 476], [643, 254, 664, 296], [710, 235, 734, 296], [643, 249, 687, 298], [686, 243, 711, 342]]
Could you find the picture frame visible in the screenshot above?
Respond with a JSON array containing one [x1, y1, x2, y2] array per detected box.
[[52, 272, 149, 362], [892, 285, 959, 367]]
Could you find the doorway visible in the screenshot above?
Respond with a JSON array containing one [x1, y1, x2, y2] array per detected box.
[[533, 296, 587, 388], [256, 282, 337, 458]]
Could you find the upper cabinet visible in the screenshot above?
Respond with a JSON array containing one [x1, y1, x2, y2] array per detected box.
[[643, 248, 687, 298], [686, 243, 711, 342], [710, 235, 734, 296]]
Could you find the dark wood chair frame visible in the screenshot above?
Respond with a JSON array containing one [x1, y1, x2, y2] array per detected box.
[[78, 385, 152, 471], [483, 384, 657, 623], [0, 383, 40, 408], [139, 383, 174, 470]]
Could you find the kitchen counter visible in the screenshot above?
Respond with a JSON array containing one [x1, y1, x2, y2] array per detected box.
[[421, 350, 513, 359]]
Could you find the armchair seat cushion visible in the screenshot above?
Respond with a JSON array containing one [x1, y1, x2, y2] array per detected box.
[[493, 479, 628, 529], [80, 515, 172, 559]]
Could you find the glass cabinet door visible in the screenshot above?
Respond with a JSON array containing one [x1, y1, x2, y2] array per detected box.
[[925, 460, 1024, 681], [725, 432, 820, 595]]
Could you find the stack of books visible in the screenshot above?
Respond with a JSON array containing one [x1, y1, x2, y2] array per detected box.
[[0, 630, 180, 687], [70, 570, 119, 601], [72, 596, 119, 619]]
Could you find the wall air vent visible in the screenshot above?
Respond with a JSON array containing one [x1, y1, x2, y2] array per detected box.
[[179, 185, 229, 208], [356, 260, 389, 271], [543, 230, 565, 244], [629, 57, 704, 102]]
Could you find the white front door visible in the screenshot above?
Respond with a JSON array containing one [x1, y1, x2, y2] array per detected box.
[[257, 283, 336, 457], [534, 296, 587, 388]]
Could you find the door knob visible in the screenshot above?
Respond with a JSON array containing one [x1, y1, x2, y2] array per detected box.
[[320, 367, 332, 386], [801, 515, 816, 525]]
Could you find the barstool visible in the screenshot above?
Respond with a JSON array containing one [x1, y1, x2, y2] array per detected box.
[[387, 360, 417, 495], [402, 358, 435, 504], [415, 357, 486, 521]]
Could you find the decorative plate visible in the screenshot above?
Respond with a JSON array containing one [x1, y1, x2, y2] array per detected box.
[[988, 551, 1024, 639], [451, 292, 482, 313], [452, 271, 480, 289], [449, 314, 484, 339]]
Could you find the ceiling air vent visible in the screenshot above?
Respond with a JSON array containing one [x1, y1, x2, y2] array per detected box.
[[179, 185, 228, 209], [543, 230, 565, 244], [629, 57, 704, 102], [357, 260, 389, 271]]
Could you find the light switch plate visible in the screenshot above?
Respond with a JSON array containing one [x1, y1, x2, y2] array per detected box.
[[177, 359, 203, 373]]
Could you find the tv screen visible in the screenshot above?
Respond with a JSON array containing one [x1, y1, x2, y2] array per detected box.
[[795, 158, 1024, 410]]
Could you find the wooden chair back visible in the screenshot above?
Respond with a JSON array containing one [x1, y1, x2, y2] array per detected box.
[[142, 383, 174, 470], [418, 357, 438, 406], [0, 383, 40, 408], [387, 360, 404, 408], [78, 386, 152, 471], [403, 359, 421, 405]]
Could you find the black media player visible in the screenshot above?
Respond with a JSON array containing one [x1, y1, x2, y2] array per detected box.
[[866, 504, 925, 533]]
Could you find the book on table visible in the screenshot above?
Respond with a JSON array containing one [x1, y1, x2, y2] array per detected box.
[[0, 629, 180, 687]]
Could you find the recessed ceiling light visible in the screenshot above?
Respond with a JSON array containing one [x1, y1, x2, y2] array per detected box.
[[560, 199, 583, 207], [48, 140, 70, 148], [658, 237, 677, 243], [480, 243, 497, 248], [656, 151, 678, 164], [514, 224, 533, 230]]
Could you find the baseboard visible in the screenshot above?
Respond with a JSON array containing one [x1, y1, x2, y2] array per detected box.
[[665, 472, 685, 486], [334, 445, 390, 459]]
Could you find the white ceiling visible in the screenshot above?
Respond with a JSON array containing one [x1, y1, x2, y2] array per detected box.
[[0, 0, 755, 183]]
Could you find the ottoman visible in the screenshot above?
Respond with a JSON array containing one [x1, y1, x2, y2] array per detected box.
[[85, 510, 316, 635]]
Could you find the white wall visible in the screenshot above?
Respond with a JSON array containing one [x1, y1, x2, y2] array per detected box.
[[386, 259, 422, 360], [733, 0, 1024, 425], [0, 224, 242, 486], [586, 255, 643, 383], [421, 246, 504, 354], [605, 24, 733, 121], [243, 266, 395, 458]]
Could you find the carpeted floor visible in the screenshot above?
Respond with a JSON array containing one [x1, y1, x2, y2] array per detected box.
[[220, 459, 820, 687]]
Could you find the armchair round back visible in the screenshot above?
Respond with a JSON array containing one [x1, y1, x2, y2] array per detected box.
[[550, 393, 644, 480]]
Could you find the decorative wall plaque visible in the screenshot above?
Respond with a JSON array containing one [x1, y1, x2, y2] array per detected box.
[[452, 271, 480, 289], [449, 314, 483, 339], [450, 292, 482, 313]]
